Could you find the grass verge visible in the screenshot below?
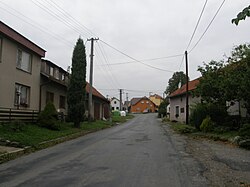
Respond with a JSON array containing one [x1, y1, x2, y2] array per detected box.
[[164, 120, 238, 142]]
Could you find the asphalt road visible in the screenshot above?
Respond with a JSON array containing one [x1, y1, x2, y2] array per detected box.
[[0, 114, 207, 187]]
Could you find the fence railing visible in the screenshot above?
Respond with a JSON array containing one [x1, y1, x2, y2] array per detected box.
[[0, 107, 39, 123]]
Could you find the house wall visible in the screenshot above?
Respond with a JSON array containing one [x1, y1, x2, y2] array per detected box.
[[111, 98, 120, 111], [0, 37, 41, 110], [227, 100, 247, 118], [40, 77, 68, 114], [130, 98, 156, 113], [149, 96, 163, 107], [169, 95, 201, 123], [86, 96, 110, 120]]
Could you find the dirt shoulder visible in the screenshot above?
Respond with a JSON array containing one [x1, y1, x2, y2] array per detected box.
[[162, 123, 250, 187], [186, 137, 250, 187]]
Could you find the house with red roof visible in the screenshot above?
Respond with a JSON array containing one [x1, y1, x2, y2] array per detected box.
[[168, 78, 201, 122], [130, 96, 156, 113], [0, 21, 109, 121]]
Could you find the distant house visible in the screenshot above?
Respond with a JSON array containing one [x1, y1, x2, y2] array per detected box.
[[130, 97, 156, 113], [168, 79, 200, 123], [124, 101, 131, 112], [110, 97, 121, 111], [0, 21, 46, 110], [149, 94, 163, 112]]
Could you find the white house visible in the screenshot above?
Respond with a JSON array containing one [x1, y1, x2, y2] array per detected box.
[[168, 79, 201, 123], [110, 97, 121, 111]]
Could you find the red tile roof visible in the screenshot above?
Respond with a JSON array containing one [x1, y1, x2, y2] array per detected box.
[[169, 78, 200, 98], [0, 21, 46, 57], [86, 83, 108, 102], [131, 96, 156, 106]]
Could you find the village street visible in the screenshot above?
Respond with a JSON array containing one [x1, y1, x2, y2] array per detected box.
[[0, 114, 249, 187]]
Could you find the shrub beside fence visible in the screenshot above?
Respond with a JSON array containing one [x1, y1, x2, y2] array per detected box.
[[0, 108, 39, 123]]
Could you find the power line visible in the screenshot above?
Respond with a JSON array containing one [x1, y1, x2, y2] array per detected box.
[[31, 0, 89, 39], [99, 40, 175, 73], [42, 0, 96, 37], [186, 0, 208, 50], [28, 0, 182, 73], [0, 1, 73, 47], [95, 42, 121, 88], [97, 54, 183, 66], [189, 0, 226, 53], [178, 54, 185, 71]]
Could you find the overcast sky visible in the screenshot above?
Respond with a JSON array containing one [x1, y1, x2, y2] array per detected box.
[[0, 0, 249, 101]]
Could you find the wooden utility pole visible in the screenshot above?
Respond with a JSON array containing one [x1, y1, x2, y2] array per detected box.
[[88, 38, 99, 121], [119, 89, 123, 111], [185, 51, 189, 124]]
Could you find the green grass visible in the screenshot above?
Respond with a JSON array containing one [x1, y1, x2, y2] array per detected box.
[[165, 121, 239, 141], [0, 120, 112, 147], [169, 122, 197, 134], [0, 122, 79, 146], [112, 114, 134, 123]]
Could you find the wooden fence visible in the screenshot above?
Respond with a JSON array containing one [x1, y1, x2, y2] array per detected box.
[[0, 107, 39, 123]]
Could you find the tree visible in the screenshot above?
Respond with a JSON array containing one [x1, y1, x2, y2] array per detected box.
[[196, 44, 250, 118], [67, 38, 87, 128], [165, 71, 188, 95], [158, 99, 169, 118], [232, 5, 250, 25]]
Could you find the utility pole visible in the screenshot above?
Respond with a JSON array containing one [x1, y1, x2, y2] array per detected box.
[[119, 89, 123, 111], [185, 51, 189, 125], [126, 93, 128, 102], [87, 37, 99, 121]]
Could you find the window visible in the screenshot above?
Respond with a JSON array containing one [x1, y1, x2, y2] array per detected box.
[[59, 95, 66, 109], [49, 67, 54, 76], [15, 84, 30, 107], [112, 107, 114, 110], [116, 107, 119, 110], [181, 107, 185, 113], [175, 106, 180, 117], [141, 101, 144, 104], [114, 101, 117, 104], [16, 49, 31, 72], [54, 68, 59, 80], [146, 101, 149, 104], [0, 37, 2, 63], [46, 92, 54, 104], [60, 73, 65, 81]]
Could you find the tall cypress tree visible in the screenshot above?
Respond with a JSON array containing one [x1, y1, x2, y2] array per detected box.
[[67, 38, 86, 128]]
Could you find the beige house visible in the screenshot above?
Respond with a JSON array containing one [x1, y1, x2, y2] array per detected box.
[[149, 94, 163, 112], [168, 79, 200, 123], [0, 21, 45, 110], [0, 21, 110, 121], [40, 59, 69, 114]]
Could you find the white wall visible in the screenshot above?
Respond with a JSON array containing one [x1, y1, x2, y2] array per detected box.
[[169, 95, 201, 123]]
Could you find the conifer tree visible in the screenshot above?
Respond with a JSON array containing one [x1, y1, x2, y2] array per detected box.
[[67, 38, 86, 127]]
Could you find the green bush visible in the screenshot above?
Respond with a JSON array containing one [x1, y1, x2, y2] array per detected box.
[[200, 116, 214, 133], [239, 124, 250, 138], [206, 103, 228, 125], [158, 100, 168, 118], [38, 102, 60, 130], [190, 103, 207, 130], [190, 103, 228, 130]]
